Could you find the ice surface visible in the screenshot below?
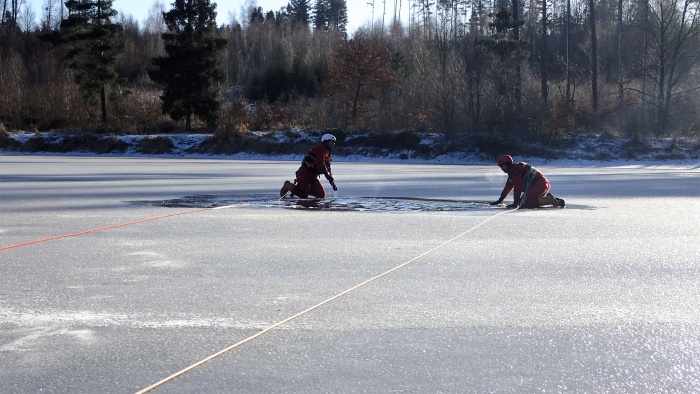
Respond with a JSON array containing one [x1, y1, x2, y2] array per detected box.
[[0, 155, 698, 393]]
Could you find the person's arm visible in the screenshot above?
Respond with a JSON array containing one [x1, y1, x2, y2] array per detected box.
[[324, 156, 332, 177], [503, 163, 525, 207], [507, 183, 523, 208], [319, 151, 337, 191], [491, 178, 513, 205]]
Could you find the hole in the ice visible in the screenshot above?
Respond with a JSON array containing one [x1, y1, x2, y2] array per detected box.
[[127, 195, 593, 212]]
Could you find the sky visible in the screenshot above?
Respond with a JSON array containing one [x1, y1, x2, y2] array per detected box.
[[107, 0, 412, 34]]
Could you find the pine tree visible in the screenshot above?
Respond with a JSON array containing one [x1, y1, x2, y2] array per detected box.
[[287, 0, 311, 28], [149, 0, 227, 130], [312, 0, 347, 33], [312, 0, 329, 30], [49, 0, 124, 125], [481, 7, 528, 131], [328, 0, 347, 33], [250, 6, 264, 24], [313, 0, 348, 33]]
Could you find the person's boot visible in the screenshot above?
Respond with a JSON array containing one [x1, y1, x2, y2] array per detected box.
[[554, 196, 565, 208], [280, 180, 295, 197], [537, 193, 559, 207]]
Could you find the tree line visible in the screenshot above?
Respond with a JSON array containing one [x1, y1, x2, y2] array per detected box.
[[1, 0, 699, 139]]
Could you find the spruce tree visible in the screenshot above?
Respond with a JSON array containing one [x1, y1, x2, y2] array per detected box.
[[287, 0, 311, 28], [327, 0, 347, 33], [250, 7, 264, 24], [52, 0, 124, 125], [312, 0, 329, 31], [312, 0, 347, 33], [148, 0, 226, 130]]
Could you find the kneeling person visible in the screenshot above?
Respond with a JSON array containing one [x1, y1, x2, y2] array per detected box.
[[280, 134, 337, 199]]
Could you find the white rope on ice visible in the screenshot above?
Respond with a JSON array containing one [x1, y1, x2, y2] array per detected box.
[[134, 206, 517, 394]]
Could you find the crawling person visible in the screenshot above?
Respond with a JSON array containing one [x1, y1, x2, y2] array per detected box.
[[490, 155, 565, 208]]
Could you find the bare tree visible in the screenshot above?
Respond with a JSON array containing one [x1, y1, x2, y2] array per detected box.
[[11, 0, 18, 28], [433, 0, 459, 132], [540, 0, 548, 102], [367, 0, 374, 29], [589, 0, 598, 112], [565, 0, 570, 99], [382, 0, 386, 30], [145, 0, 166, 34], [42, 0, 62, 31], [513, 0, 521, 106], [644, 0, 700, 134], [617, 0, 623, 107], [18, 0, 35, 32], [415, 0, 434, 36], [2, 0, 20, 30], [323, 33, 397, 125]]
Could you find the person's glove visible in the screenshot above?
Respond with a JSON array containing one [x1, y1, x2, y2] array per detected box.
[[490, 199, 503, 205], [506, 203, 517, 209], [325, 174, 337, 191]]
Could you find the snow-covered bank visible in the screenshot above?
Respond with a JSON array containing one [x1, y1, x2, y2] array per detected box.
[[1, 129, 698, 168]]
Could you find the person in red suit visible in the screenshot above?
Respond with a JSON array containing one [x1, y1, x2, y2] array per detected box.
[[491, 155, 565, 208], [280, 134, 337, 199]]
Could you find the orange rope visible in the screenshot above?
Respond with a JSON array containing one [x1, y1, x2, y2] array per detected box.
[[0, 208, 212, 252]]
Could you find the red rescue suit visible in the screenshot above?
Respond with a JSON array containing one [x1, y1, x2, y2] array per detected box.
[[292, 143, 333, 198], [499, 162, 551, 208]]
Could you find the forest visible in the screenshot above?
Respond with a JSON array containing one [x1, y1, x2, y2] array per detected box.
[[1, 0, 700, 147]]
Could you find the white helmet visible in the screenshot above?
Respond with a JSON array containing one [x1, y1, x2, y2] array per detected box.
[[321, 134, 336, 143]]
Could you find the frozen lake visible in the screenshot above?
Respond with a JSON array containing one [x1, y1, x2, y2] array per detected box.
[[1, 155, 699, 393]]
